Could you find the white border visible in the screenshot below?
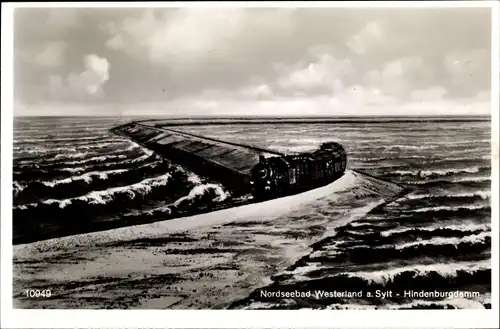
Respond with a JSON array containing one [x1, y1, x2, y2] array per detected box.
[[6, 1, 499, 8], [490, 0, 500, 318], [1, 0, 15, 318], [1, 1, 499, 328]]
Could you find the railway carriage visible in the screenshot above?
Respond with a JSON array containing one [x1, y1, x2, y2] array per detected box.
[[250, 142, 347, 198]]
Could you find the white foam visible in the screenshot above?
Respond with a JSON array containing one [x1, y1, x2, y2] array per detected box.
[[386, 297, 487, 310], [349, 259, 491, 285], [380, 223, 491, 237], [14, 135, 117, 144], [41, 168, 129, 187], [403, 190, 491, 200], [410, 204, 489, 213], [17, 172, 174, 209], [452, 176, 491, 183], [393, 166, 487, 177], [173, 183, 230, 207], [393, 232, 491, 249]]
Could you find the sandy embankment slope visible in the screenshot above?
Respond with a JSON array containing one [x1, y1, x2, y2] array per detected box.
[[13, 170, 404, 309]]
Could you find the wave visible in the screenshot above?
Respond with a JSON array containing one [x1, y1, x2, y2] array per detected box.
[[379, 223, 490, 238], [14, 131, 107, 141], [14, 122, 115, 131], [13, 149, 156, 188], [14, 138, 124, 151], [385, 144, 439, 150], [57, 150, 157, 174], [15, 143, 139, 164], [55, 148, 153, 166], [385, 297, 488, 310], [446, 147, 491, 155], [351, 155, 490, 163], [248, 261, 491, 307], [406, 177, 490, 189], [48, 144, 138, 162], [395, 192, 490, 210], [381, 209, 491, 229], [452, 176, 491, 183], [308, 224, 491, 271], [13, 141, 127, 154], [384, 204, 492, 225], [13, 181, 25, 197], [122, 176, 231, 219], [390, 166, 489, 178], [354, 147, 490, 158], [420, 156, 491, 167], [353, 143, 489, 154], [321, 296, 489, 310], [50, 144, 137, 160], [174, 183, 230, 208], [320, 232, 491, 264], [356, 139, 489, 148], [425, 139, 490, 145], [14, 160, 175, 205], [41, 168, 129, 187], [14, 127, 110, 135], [393, 232, 490, 250], [342, 260, 490, 286], [12, 168, 232, 244], [350, 155, 428, 161], [323, 298, 486, 310], [404, 190, 490, 200], [13, 160, 172, 205], [15, 153, 129, 169], [15, 146, 78, 157], [15, 146, 149, 171], [335, 223, 491, 247], [409, 204, 490, 213], [16, 172, 176, 210], [14, 134, 116, 144]]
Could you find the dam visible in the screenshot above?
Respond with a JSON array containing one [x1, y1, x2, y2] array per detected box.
[[111, 121, 287, 196], [111, 119, 405, 201]]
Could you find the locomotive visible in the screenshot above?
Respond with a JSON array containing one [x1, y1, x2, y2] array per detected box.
[[249, 142, 347, 199]]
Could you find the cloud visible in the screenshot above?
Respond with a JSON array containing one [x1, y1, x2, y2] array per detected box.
[[363, 56, 432, 96], [196, 83, 274, 101], [444, 49, 490, 87], [411, 86, 448, 102], [49, 54, 110, 98], [237, 84, 274, 99], [13, 8, 492, 116], [110, 91, 488, 118], [277, 53, 353, 92], [474, 90, 490, 101], [345, 21, 384, 55], [103, 8, 295, 72], [46, 8, 81, 28], [30, 41, 67, 68]]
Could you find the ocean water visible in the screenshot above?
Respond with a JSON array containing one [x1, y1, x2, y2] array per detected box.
[[13, 117, 233, 244], [12, 116, 491, 309]]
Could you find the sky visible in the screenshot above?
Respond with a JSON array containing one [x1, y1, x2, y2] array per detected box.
[[13, 6, 493, 116]]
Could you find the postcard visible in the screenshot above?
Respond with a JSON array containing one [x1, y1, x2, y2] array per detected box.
[[1, 1, 498, 328]]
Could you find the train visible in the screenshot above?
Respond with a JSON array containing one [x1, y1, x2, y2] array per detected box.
[[249, 142, 347, 199]]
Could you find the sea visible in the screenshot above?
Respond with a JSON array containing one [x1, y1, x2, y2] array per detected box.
[[12, 116, 492, 309]]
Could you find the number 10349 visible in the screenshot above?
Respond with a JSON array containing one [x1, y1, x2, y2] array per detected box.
[[25, 289, 51, 298]]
